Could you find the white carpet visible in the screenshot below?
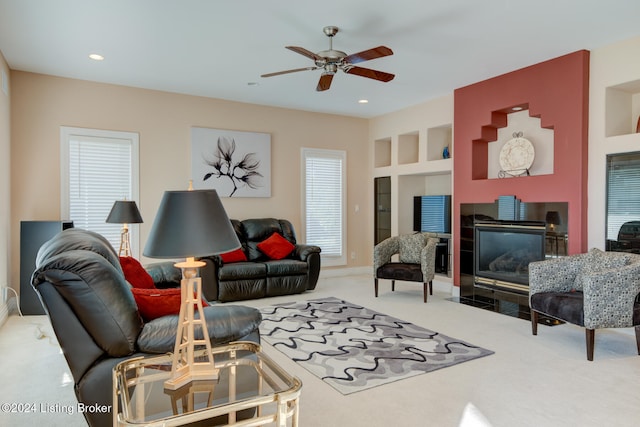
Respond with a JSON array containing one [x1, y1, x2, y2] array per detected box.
[[2, 274, 640, 426], [0, 315, 86, 426]]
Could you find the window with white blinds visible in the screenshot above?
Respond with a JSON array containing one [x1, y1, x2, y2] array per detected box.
[[302, 148, 346, 266], [606, 151, 640, 244], [60, 127, 140, 256]]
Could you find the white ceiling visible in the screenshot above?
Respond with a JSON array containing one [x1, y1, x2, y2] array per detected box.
[[1, 0, 640, 118]]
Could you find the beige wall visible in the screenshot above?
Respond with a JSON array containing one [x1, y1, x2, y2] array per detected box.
[[588, 35, 640, 249], [9, 71, 373, 291], [10, 34, 640, 299], [0, 51, 10, 321]]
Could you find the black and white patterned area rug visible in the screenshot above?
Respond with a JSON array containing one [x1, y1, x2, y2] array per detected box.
[[259, 297, 494, 395]]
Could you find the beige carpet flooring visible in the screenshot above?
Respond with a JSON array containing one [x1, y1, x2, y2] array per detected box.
[[1, 274, 639, 426]]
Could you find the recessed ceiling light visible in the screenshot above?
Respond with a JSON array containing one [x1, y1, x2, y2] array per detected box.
[[89, 53, 104, 61], [358, 99, 369, 104], [512, 106, 523, 111]]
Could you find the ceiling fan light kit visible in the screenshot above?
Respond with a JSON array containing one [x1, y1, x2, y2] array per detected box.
[[261, 26, 395, 92]]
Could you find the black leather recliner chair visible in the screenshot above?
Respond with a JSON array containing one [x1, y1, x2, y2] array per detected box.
[[31, 228, 262, 427], [203, 218, 321, 302]]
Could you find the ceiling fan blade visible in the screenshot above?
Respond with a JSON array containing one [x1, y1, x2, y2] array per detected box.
[[261, 66, 318, 78], [316, 74, 334, 92], [344, 46, 393, 64], [286, 46, 322, 61], [344, 66, 395, 82]]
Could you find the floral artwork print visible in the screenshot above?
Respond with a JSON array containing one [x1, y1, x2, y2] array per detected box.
[[191, 127, 271, 197], [203, 136, 262, 197]]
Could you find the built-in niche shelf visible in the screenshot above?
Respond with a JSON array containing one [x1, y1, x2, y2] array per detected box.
[[488, 110, 554, 179], [427, 125, 452, 161], [373, 123, 453, 171], [606, 79, 640, 137], [398, 131, 419, 164], [468, 108, 554, 181], [375, 137, 392, 168]]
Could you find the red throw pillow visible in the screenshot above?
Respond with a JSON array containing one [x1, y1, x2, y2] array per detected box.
[[131, 288, 209, 322], [120, 256, 155, 289], [219, 247, 247, 263], [257, 232, 295, 260]]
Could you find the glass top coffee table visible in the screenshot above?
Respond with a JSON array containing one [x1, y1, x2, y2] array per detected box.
[[113, 341, 301, 426]]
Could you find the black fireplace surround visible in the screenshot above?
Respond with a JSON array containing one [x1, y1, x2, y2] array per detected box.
[[458, 198, 569, 320]]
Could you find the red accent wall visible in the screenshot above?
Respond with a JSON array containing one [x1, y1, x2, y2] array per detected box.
[[452, 50, 590, 286]]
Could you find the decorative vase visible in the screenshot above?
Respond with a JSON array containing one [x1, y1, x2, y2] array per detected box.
[[442, 145, 450, 159]]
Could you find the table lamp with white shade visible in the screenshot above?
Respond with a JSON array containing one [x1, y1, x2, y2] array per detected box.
[[143, 183, 240, 390]]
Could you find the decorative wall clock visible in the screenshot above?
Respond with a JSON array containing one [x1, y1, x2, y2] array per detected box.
[[499, 131, 534, 177]]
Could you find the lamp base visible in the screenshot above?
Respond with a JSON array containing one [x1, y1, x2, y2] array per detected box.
[[164, 263, 218, 391], [164, 363, 219, 391], [118, 226, 131, 257]]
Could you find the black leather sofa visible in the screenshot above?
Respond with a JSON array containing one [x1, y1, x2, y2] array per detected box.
[[31, 228, 262, 427], [202, 218, 321, 302]]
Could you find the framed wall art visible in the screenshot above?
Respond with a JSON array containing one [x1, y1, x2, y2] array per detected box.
[[191, 127, 271, 197]]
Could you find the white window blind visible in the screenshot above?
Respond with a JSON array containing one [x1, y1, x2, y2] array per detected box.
[[302, 148, 346, 266], [61, 127, 140, 255], [606, 151, 640, 242]]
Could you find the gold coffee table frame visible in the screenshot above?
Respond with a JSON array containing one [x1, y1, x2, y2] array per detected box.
[[113, 341, 301, 426]]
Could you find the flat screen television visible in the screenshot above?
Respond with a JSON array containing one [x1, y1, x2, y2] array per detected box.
[[413, 195, 451, 233]]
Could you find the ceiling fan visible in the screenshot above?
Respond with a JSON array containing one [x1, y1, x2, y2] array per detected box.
[[261, 26, 395, 92]]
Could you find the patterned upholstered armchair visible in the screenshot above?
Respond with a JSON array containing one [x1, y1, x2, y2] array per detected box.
[[374, 233, 439, 303], [529, 248, 640, 360]]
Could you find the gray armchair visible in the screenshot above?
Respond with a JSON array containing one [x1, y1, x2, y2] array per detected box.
[[374, 232, 439, 303], [528, 248, 640, 360]]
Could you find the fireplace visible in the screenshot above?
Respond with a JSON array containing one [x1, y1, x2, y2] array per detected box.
[[474, 220, 546, 293]]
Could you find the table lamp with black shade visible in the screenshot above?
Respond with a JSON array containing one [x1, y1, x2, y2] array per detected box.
[[106, 200, 143, 257], [545, 211, 561, 231], [143, 184, 240, 390]]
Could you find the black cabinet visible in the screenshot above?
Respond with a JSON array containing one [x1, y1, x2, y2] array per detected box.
[[374, 177, 391, 245], [20, 221, 73, 315], [435, 241, 449, 275]]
